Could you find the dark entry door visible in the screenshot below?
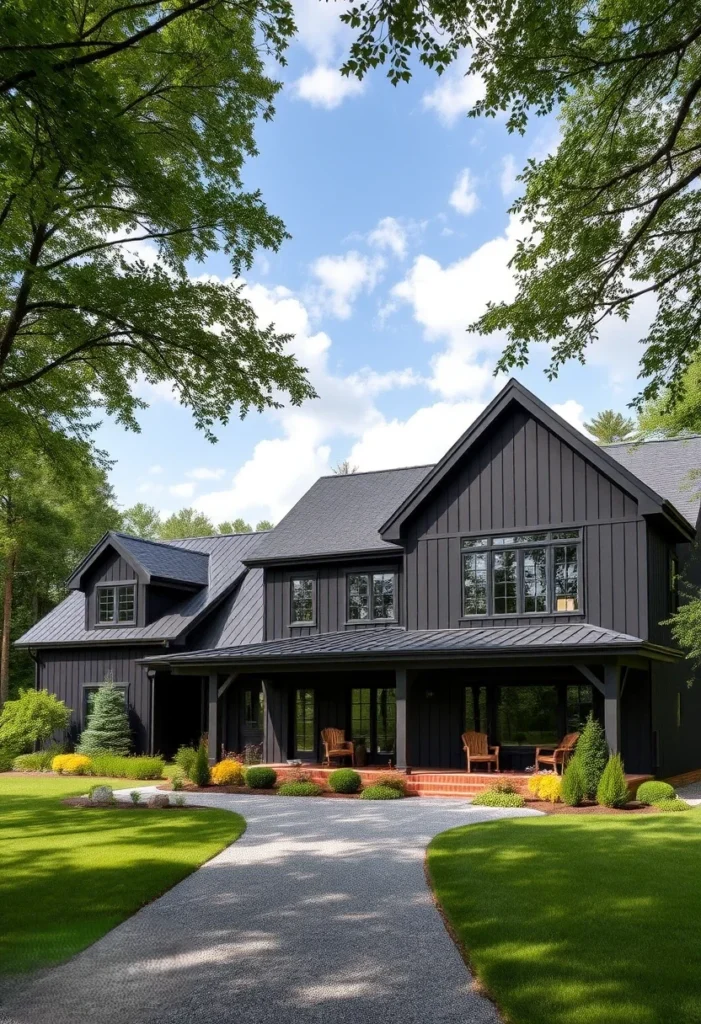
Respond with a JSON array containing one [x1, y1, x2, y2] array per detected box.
[[239, 682, 264, 752]]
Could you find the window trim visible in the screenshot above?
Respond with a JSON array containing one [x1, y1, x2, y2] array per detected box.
[[290, 575, 317, 626], [94, 581, 137, 626], [345, 569, 398, 624], [460, 531, 583, 619], [81, 681, 129, 727]]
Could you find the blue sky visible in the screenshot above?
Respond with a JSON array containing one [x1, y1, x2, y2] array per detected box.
[[99, 3, 649, 527]]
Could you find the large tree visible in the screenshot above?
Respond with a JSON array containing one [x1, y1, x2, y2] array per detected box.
[[584, 410, 636, 444], [0, 0, 313, 453], [341, 0, 701, 408]]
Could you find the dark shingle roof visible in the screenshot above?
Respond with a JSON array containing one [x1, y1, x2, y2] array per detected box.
[[16, 532, 265, 647], [604, 436, 701, 526], [195, 568, 264, 649], [248, 465, 433, 563], [112, 533, 209, 585], [144, 623, 650, 667]]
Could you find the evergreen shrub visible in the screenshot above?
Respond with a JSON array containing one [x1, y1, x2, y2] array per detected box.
[[596, 754, 629, 808]]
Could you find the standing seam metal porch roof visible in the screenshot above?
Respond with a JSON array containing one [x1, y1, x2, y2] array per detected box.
[[142, 623, 657, 667]]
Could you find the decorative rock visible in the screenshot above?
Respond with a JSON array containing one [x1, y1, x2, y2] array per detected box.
[[147, 794, 171, 809], [88, 785, 114, 804]]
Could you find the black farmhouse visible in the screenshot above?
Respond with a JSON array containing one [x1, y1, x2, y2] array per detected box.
[[17, 380, 701, 781]]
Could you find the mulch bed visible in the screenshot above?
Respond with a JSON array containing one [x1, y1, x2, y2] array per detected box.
[[157, 782, 408, 798], [525, 799, 656, 814], [60, 797, 209, 810]]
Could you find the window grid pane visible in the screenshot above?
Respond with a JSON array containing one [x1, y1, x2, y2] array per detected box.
[[351, 688, 371, 743], [292, 578, 314, 622], [375, 687, 396, 754], [554, 545, 579, 611], [98, 588, 115, 623], [117, 585, 135, 622], [463, 552, 488, 615], [348, 574, 369, 620], [493, 550, 517, 614], [295, 689, 315, 752], [523, 548, 547, 612], [498, 685, 559, 746], [372, 573, 395, 619]]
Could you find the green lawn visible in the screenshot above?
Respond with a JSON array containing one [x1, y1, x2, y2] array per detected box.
[[0, 775, 244, 975], [427, 811, 701, 1024]]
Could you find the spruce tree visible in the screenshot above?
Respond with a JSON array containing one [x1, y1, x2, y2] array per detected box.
[[78, 684, 131, 755], [193, 742, 211, 787], [575, 713, 609, 799]]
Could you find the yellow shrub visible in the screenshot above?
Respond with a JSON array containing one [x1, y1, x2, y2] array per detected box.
[[527, 773, 562, 803], [211, 759, 244, 786], [52, 753, 92, 776]]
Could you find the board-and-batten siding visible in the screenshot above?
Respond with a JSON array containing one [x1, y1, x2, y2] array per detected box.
[[36, 646, 162, 752], [404, 408, 649, 638], [84, 550, 142, 629], [264, 561, 403, 640]]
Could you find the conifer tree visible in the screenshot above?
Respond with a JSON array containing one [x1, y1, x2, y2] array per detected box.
[[78, 684, 131, 755], [574, 714, 610, 799]]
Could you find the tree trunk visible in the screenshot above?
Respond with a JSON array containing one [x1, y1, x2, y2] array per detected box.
[[0, 547, 17, 708]]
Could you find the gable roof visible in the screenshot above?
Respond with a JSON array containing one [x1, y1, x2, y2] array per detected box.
[[604, 436, 701, 527], [16, 532, 265, 647], [379, 378, 696, 541], [67, 531, 209, 589], [246, 464, 432, 564]]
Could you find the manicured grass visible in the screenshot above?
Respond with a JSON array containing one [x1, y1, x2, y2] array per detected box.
[[427, 811, 701, 1024], [0, 775, 244, 975]]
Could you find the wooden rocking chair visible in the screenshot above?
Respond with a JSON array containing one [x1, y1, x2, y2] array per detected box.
[[321, 728, 355, 767], [462, 731, 500, 773], [535, 732, 580, 775]]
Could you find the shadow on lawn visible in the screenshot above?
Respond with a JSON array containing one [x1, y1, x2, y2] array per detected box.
[[428, 812, 701, 1024]]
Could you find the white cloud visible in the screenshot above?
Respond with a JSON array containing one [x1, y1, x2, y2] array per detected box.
[[292, 0, 351, 65], [309, 251, 384, 319], [500, 154, 518, 197], [422, 57, 485, 127], [186, 467, 226, 481], [552, 400, 592, 437], [169, 482, 196, 498], [449, 169, 479, 216], [149, 464, 163, 475], [367, 217, 408, 259], [293, 65, 364, 109]]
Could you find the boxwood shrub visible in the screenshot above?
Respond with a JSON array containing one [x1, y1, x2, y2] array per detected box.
[[653, 797, 691, 812], [278, 781, 323, 796], [245, 766, 277, 789], [471, 790, 526, 808], [328, 768, 361, 793], [13, 751, 54, 772], [89, 754, 166, 780], [360, 784, 404, 800], [371, 772, 407, 794], [636, 780, 675, 805]]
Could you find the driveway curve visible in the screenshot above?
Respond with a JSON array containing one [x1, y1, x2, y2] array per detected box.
[[1, 792, 538, 1024]]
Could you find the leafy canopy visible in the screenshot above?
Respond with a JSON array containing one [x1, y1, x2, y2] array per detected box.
[[341, 0, 701, 408], [121, 504, 270, 539], [0, 0, 313, 452], [584, 410, 636, 445], [0, 688, 71, 753]]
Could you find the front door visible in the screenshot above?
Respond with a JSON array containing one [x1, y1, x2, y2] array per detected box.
[[239, 682, 264, 753]]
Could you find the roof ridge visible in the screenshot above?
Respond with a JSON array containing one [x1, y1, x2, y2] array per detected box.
[[113, 531, 210, 556], [602, 434, 701, 448], [317, 463, 434, 480]]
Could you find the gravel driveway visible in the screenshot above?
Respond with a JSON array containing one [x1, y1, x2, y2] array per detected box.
[[0, 792, 537, 1024]]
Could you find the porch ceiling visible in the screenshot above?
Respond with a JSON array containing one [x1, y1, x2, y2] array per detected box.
[[140, 623, 678, 671]]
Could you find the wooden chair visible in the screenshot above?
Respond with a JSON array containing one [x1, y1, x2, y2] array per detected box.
[[462, 731, 500, 773], [321, 728, 355, 767], [535, 732, 580, 774]]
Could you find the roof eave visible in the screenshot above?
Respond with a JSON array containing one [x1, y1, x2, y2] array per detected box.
[[243, 546, 404, 568]]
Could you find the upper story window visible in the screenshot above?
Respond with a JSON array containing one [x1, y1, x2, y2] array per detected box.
[[348, 572, 396, 621], [97, 584, 136, 625], [291, 577, 315, 623], [462, 531, 581, 617]]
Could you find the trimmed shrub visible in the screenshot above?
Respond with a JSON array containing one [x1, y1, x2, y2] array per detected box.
[[328, 768, 361, 793], [360, 784, 404, 800], [371, 771, 408, 794], [173, 745, 198, 778], [78, 685, 131, 755], [471, 790, 526, 808], [13, 751, 54, 772], [171, 773, 184, 791], [278, 781, 323, 796], [88, 784, 115, 804], [147, 794, 170, 808], [574, 713, 609, 799], [211, 759, 244, 786], [596, 754, 629, 808], [245, 766, 277, 789], [560, 757, 586, 806], [52, 753, 92, 775], [527, 773, 562, 803], [192, 743, 211, 787], [653, 797, 691, 812], [89, 754, 165, 780], [0, 689, 71, 754], [637, 780, 675, 805]]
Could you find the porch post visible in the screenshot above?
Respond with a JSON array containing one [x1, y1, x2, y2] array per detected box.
[[208, 673, 219, 764], [603, 664, 621, 755], [395, 667, 408, 771]]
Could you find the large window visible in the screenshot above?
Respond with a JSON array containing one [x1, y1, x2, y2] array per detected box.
[[462, 531, 581, 617], [497, 686, 559, 746], [96, 584, 136, 624], [465, 685, 488, 734], [348, 572, 396, 621], [295, 689, 315, 753], [566, 684, 593, 732], [351, 687, 396, 756], [291, 577, 315, 623], [375, 687, 396, 755], [351, 687, 372, 744]]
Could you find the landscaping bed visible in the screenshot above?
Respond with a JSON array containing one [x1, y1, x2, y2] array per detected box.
[[524, 798, 657, 814]]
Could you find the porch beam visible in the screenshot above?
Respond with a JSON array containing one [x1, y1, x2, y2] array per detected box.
[[395, 668, 408, 771], [208, 673, 219, 764], [603, 664, 621, 755], [218, 672, 237, 699], [572, 663, 605, 695]]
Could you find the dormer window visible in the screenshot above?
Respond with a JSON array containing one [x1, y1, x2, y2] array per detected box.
[[97, 583, 136, 625]]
